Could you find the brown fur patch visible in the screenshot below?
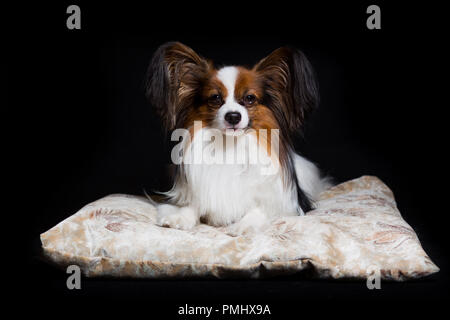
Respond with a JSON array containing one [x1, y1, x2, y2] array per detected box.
[[248, 105, 279, 156], [182, 71, 231, 130], [234, 68, 263, 104], [202, 72, 228, 103]]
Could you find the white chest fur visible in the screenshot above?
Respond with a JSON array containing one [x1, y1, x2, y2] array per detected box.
[[167, 127, 300, 226]]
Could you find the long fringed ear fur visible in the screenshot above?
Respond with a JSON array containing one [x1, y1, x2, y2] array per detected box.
[[146, 42, 211, 131], [254, 47, 319, 214], [253, 47, 319, 135]]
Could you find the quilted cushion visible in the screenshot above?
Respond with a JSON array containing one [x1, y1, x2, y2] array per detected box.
[[40, 176, 439, 280]]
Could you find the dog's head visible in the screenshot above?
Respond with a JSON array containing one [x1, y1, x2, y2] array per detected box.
[[146, 42, 319, 138]]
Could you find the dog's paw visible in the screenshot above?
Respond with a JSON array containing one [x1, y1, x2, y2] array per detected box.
[[156, 205, 197, 230], [225, 207, 269, 236], [226, 222, 258, 237]]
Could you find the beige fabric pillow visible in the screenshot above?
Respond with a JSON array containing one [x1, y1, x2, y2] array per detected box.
[[40, 176, 439, 280]]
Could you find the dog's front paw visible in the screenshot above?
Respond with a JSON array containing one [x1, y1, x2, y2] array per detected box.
[[226, 222, 258, 237], [225, 207, 269, 236], [156, 204, 198, 230]]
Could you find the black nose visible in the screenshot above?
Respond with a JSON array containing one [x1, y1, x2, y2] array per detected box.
[[224, 112, 241, 125]]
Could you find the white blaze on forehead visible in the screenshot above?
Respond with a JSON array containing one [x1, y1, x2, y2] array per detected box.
[[215, 66, 249, 129], [217, 66, 239, 103]]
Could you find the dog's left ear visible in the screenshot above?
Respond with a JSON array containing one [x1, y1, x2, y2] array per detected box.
[[146, 42, 211, 131], [254, 47, 319, 133]]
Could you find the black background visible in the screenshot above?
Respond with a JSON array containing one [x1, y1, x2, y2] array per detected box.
[[6, 0, 449, 315]]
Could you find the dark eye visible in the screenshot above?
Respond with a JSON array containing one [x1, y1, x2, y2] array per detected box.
[[244, 94, 256, 105], [208, 94, 222, 106]]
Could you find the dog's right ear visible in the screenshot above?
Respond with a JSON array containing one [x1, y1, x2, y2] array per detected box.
[[146, 42, 211, 131]]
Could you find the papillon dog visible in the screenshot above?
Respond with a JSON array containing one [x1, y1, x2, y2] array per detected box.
[[146, 42, 331, 234]]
